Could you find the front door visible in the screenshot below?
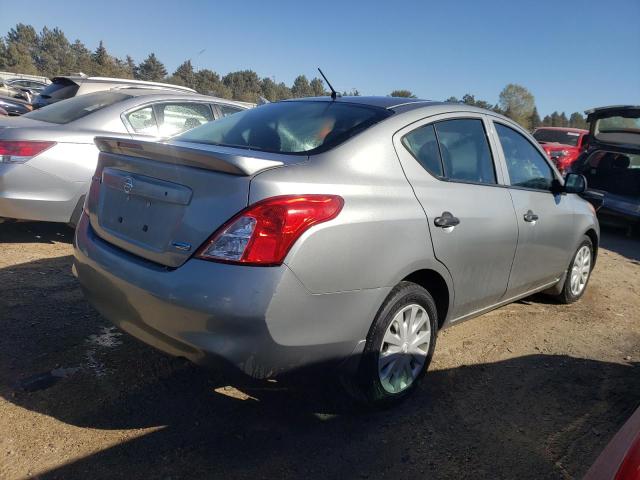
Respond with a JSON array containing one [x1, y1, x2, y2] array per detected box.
[[394, 115, 518, 319], [492, 121, 576, 296]]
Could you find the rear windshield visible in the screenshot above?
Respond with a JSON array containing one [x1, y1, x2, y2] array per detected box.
[[176, 101, 392, 154], [533, 129, 582, 147], [594, 114, 640, 146], [37, 78, 79, 100], [24, 91, 132, 124]]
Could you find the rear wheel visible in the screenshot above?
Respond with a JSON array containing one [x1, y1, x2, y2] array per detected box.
[[556, 235, 593, 304], [355, 281, 438, 406]]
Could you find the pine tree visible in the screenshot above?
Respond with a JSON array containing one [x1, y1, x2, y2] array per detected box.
[[35, 27, 75, 77], [70, 39, 93, 75], [569, 112, 586, 129], [559, 112, 569, 127], [3, 23, 38, 74], [291, 75, 314, 98], [529, 106, 542, 131], [92, 41, 109, 69], [170, 60, 197, 89], [222, 70, 261, 102], [124, 55, 136, 78], [310, 77, 326, 96], [195, 69, 230, 97], [135, 53, 167, 81]]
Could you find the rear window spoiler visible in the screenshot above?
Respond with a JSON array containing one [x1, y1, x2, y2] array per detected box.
[[94, 137, 284, 176]]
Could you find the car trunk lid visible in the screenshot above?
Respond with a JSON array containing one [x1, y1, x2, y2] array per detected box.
[[87, 137, 304, 268], [586, 105, 640, 149]]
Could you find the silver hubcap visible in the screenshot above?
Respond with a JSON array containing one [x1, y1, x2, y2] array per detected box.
[[570, 245, 591, 296], [378, 304, 431, 394]]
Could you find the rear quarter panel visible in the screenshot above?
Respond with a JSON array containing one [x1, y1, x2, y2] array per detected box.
[[248, 122, 453, 297]]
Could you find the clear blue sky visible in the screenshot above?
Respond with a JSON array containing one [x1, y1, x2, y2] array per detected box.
[[1, 0, 639, 116]]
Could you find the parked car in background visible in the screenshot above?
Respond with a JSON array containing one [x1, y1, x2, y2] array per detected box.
[[0, 89, 250, 225], [0, 95, 32, 116], [32, 76, 199, 109], [74, 97, 599, 406], [571, 105, 640, 233], [4, 78, 48, 97], [533, 126, 589, 174], [0, 78, 48, 100]]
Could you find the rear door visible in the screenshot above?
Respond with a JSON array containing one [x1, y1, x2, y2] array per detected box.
[[491, 120, 575, 296], [394, 113, 518, 319]]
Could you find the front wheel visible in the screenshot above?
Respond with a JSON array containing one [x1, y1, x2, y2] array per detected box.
[[556, 235, 594, 304], [354, 281, 438, 406]]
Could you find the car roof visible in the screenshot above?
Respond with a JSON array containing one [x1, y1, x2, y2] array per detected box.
[[111, 88, 247, 105], [281, 96, 528, 128], [282, 95, 440, 110], [51, 75, 197, 93]]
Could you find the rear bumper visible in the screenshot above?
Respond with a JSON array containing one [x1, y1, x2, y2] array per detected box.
[[0, 163, 86, 223], [73, 213, 388, 378]]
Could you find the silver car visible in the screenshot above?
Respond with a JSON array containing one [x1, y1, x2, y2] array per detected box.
[[32, 75, 196, 109], [0, 89, 250, 224], [73, 97, 599, 405]]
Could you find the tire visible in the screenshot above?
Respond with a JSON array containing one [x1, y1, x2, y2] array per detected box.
[[354, 281, 438, 407], [556, 235, 594, 304]]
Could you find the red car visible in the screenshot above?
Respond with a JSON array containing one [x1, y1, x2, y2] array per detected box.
[[533, 127, 589, 173], [584, 406, 640, 480]]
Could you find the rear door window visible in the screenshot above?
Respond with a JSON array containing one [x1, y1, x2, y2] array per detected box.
[[126, 106, 158, 135], [402, 124, 444, 177], [434, 119, 496, 184], [156, 103, 214, 137], [496, 123, 555, 191], [217, 104, 244, 117]]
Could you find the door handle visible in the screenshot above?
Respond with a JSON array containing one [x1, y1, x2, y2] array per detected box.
[[434, 211, 460, 228], [523, 210, 539, 222]]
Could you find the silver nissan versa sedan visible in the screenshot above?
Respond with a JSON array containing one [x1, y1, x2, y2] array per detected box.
[[0, 89, 250, 225], [73, 96, 599, 405]]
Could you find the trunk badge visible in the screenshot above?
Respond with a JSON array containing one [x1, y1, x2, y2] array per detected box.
[[123, 177, 134, 194], [172, 242, 192, 252]]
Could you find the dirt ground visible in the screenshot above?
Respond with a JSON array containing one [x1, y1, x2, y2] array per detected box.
[[0, 222, 639, 480]]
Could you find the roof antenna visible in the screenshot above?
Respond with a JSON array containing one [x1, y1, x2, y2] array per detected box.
[[317, 67, 337, 100]]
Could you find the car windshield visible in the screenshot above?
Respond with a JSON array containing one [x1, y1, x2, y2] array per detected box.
[[533, 129, 581, 147], [23, 91, 132, 124], [176, 100, 392, 154]]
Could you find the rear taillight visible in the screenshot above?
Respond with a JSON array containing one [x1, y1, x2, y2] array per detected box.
[[196, 194, 344, 266], [0, 140, 55, 163], [84, 164, 105, 215]]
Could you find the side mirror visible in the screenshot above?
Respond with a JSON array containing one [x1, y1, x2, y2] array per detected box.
[[581, 134, 590, 150], [564, 173, 587, 194]]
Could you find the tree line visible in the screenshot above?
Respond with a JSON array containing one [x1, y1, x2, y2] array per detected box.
[[392, 87, 587, 131], [0, 23, 587, 130]]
